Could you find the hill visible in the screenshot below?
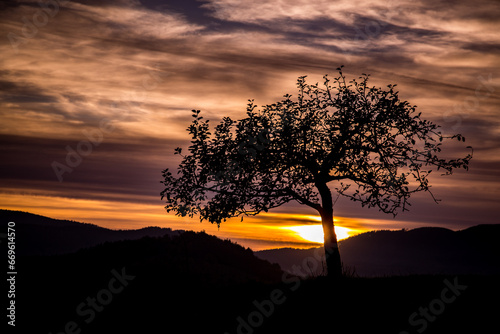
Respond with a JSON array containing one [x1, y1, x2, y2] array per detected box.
[[16, 232, 499, 334], [0, 209, 180, 256], [15, 229, 283, 333], [256, 225, 500, 277], [3, 209, 498, 277], [3, 210, 498, 333]]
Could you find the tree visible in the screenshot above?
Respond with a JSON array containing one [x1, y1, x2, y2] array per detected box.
[[161, 67, 473, 279]]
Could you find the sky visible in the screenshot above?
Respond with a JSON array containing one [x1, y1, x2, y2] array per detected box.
[[1, 0, 499, 250]]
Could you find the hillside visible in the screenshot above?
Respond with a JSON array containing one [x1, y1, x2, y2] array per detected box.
[[3, 210, 499, 333], [3, 209, 499, 277], [16, 232, 499, 334], [0, 209, 180, 255], [15, 230, 283, 333], [256, 225, 500, 276]]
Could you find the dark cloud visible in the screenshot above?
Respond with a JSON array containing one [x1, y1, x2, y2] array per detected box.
[[0, 79, 58, 103], [418, 0, 500, 22], [70, 0, 140, 7], [139, 0, 216, 25], [462, 42, 500, 54], [0, 134, 179, 204]]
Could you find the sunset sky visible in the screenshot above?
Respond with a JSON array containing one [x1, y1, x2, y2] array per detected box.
[[1, 0, 499, 250]]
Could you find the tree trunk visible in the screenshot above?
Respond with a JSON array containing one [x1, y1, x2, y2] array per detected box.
[[321, 209, 342, 279], [317, 181, 342, 279]]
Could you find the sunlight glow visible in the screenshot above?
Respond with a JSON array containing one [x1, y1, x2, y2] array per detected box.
[[286, 224, 354, 244]]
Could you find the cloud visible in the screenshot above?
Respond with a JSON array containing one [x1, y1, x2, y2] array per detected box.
[[201, 0, 399, 25], [0, 0, 499, 247], [199, 0, 500, 74]]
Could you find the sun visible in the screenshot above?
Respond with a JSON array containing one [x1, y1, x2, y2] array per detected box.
[[287, 224, 353, 244]]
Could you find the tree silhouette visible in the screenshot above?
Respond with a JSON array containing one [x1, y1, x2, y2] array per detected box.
[[161, 67, 473, 279]]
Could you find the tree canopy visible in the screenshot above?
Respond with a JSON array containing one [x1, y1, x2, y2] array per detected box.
[[161, 68, 472, 227]]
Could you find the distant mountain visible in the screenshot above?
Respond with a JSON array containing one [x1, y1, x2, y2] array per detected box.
[[0, 209, 180, 256], [3, 209, 499, 276], [256, 225, 500, 276]]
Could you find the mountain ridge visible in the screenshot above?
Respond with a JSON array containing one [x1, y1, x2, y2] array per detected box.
[[2, 209, 499, 276], [0, 209, 181, 256], [256, 224, 500, 276]]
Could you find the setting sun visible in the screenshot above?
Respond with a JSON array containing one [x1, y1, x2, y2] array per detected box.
[[286, 224, 354, 244]]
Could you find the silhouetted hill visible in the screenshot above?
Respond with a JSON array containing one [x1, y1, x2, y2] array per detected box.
[[52, 230, 283, 285], [17, 230, 283, 333], [256, 225, 500, 276], [16, 233, 499, 334], [4, 210, 498, 333], [0, 209, 180, 256]]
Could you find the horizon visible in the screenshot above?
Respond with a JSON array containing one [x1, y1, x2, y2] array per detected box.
[[2, 208, 491, 251], [1, 0, 499, 251]]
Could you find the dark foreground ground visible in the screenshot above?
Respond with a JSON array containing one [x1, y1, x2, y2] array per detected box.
[[9, 234, 499, 334], [2, 211, 498, 334]]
